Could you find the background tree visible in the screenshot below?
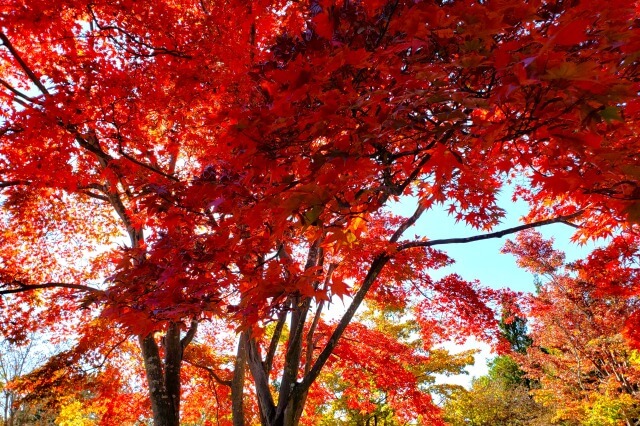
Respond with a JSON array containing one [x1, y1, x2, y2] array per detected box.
[[443, 356, 552, 426], [503, 231, 640, 425], [9, 327, 151, 425], [443, 302, 550, 426], [499, 304, 533, 356], [0, 338, 50, 426], [306, 304, 476, 425]]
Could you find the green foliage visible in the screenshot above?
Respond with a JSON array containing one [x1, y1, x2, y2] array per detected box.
[[499, 312, 532, 355], [487, 356, 526, 387]]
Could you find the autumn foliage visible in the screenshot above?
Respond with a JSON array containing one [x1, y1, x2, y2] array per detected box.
[[2, 0, 640, 425], [503, 231, 640, 424]]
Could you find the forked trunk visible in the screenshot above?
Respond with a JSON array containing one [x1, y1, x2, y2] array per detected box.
[[243, 252, 392, 426], [139, 321, 197, 426]]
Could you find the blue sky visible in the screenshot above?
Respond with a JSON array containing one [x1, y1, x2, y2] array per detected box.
[[396, 189, 603, 293], [393, 189, 606, 387]]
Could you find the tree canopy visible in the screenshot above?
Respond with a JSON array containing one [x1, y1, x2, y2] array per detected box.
[[1, 0, 640, 425]]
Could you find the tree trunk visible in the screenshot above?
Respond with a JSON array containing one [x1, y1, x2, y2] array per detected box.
[[4, 392, 13, 426], [231, 332, 248, 426], [163, 323, 182, 424], [245, 334, 277, 424], [139, 333, 180, 426], [250, 363, 306, 426], [283, 388, 307, 426]]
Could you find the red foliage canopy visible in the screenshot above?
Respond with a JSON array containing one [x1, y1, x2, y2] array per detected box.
[[2, 0, 640, 424]]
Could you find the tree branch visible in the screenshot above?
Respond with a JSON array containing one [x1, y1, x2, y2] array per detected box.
[[244, 333, 276, 420], [0, 77, 42, 104], [71, 132, 112, 165], [182, 354, 233, 388], [0, 180, 29, 189], [374, 0, 400, 48], [297, 204, 429, 393], [397, 211, 584, 251], [0, 281, 105, 296], [83, 336, 128, 372], [180, 319, 199, 350], [87, 5, 193, 59], [276, 241, 321, 416], [298, 254, 389, 394], [264, 304, 288, 377], [118, 148, 179, 182], [0, 33, 50, 96], [305, 263, 336, 375], [81, 190, 110, 202], [390, 202, 427, 243], [1, 91, 30, 109], [297, 211, 583, 396]]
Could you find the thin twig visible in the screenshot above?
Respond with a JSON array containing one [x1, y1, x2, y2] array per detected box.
[[0, 180, 29, 189], [0, 77, 43, 104], [182, 358, 233, 387], [119, 148, 179, 181]]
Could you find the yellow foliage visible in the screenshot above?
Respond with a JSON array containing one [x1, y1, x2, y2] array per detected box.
[[55, 401, 96, 426], [584, 393, 640, 426]]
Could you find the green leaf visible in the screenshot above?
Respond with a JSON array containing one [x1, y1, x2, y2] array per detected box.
[[600, 106, 623, 123], [303, 205, 323, 225]]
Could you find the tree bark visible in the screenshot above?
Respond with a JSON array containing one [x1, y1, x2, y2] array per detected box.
[[231, 331, 248, 426], [283, 387, 307, 426], [245, 334, 276, 424], [139, 333, 180, 426], [164, 323, 182, 424]]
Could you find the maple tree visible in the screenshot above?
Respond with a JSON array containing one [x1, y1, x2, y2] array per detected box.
[[503, 231, 640, 425], [2, 0, 640, 425], [304, 304, 477, 425], [9, 325, 151, 425]]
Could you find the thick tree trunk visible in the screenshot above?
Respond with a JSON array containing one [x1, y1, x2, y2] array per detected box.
[[139, 333, 180, 426], [282, 389, 307, 426], [248, 339, 307, 426], [257, 392, 305, 426], [163, 323, 182, 424]]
